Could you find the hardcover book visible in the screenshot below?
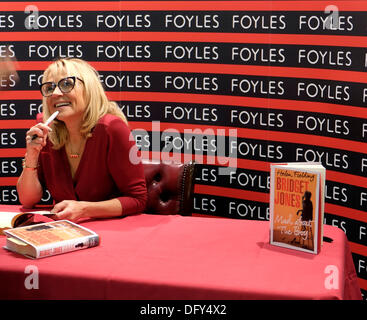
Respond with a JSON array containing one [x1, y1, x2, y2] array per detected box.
[[269, 162, 326, 254], [3, 220, 99, 259]]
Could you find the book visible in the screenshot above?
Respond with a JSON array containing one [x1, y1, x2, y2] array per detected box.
[[269, 162, 326, 254], [3, 220, 100, 259], [0, 210, 55, 235]]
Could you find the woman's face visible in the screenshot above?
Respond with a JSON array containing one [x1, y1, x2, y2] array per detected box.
[[44, 69, 86, 124]]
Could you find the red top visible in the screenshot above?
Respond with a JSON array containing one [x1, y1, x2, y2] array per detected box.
[[37, 114, 147, 215]]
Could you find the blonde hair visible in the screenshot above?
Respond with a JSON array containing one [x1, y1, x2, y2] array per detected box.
[[42, 58, 127, 149]]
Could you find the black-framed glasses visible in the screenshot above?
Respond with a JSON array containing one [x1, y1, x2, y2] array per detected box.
[[40, 76, 84, 97]]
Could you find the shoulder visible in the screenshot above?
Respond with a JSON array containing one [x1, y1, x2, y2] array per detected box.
[[97, 114, 129, 131], [94, 114, 132, 139]]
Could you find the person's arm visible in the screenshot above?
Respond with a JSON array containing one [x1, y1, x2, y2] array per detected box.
[[17, 160, 43, 208], [107, 118, 147, 216], [17, 123, 52, 207], [51, 198, 122, 221]]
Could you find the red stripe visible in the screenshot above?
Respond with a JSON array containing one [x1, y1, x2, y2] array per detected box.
[[123, 33, 367, 48], [13, 61, 51, 70], [2, 91, 365, 119], [139, 151, 367, 191], [14, 61, 367, 85], [0, 149, 26, 157], [194, 183, 367, 223], [349, 242, 367, 256], [0, 91, 41, 99], [1, 118, 366, 167], [151, 124, 367, 188], [141, 152, 271, 171], [120, 63, 367, 84], [14, 61, 125, 71], [238, 128, 367, 155], [107, 62, 367, 84], [325, 203, 367, 223], [0, 177, 18, 186], [192, 213, 228, 219], [140, 151, 271, 172], [326, 171, 367, 190], [239, 128, 367, 155], [1, 1, 366, 11], [2, 32, 122, 42], [195, 184, 269, 203], [137, 148, 367, 189], [120, 93, 367, 119], [0, 1, 119, 11], [235, 158, 271, 172], [357, 278, 367, 291], [1, 123, 366, 186], [0, 120, 37, 129], [140, 150, 237, 166], [2, 32, 367, 47]]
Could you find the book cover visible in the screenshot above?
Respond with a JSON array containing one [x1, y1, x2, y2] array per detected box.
[[269, 162, 325, 254], [3, 220, 99, 259]]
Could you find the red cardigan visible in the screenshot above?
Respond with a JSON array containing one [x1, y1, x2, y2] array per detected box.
[[37, 114, 147, 215]]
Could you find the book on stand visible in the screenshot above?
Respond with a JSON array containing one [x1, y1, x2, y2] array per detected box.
[[3, 220, 100, 259], [269, 162, 326, 254]]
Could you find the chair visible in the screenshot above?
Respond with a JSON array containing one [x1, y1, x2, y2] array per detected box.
[[142, 160, 196, 216]]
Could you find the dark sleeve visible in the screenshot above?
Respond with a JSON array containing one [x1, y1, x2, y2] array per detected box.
[[106, 118, 147, 215]]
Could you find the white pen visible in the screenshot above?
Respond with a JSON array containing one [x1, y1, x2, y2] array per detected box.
[[31, 111, 59, 141]]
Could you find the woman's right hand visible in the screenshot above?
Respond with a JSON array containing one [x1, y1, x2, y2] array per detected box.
[[25, 123, 52, 160]]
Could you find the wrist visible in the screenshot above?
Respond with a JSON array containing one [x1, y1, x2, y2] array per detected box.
[[22, 153, 39, 170], [79, 201, 91, 219]]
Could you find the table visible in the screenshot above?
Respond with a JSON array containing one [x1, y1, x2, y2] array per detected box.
[[0, 205, 362, 300]]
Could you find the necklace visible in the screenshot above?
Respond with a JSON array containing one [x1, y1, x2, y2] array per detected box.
[[69, 152, 79, 159], [68, 138, 84, 159]]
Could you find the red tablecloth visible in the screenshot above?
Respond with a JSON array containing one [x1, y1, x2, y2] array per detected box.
[[0, 205, 362, 300]]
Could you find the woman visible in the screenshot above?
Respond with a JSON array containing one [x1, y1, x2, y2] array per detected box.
[[17, 58, 147, 222]]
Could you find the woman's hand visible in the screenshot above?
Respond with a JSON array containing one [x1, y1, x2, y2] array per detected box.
[[51, 200, 88, 222], [50, 199, 123, 222], [25, 123, 52, 163]]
